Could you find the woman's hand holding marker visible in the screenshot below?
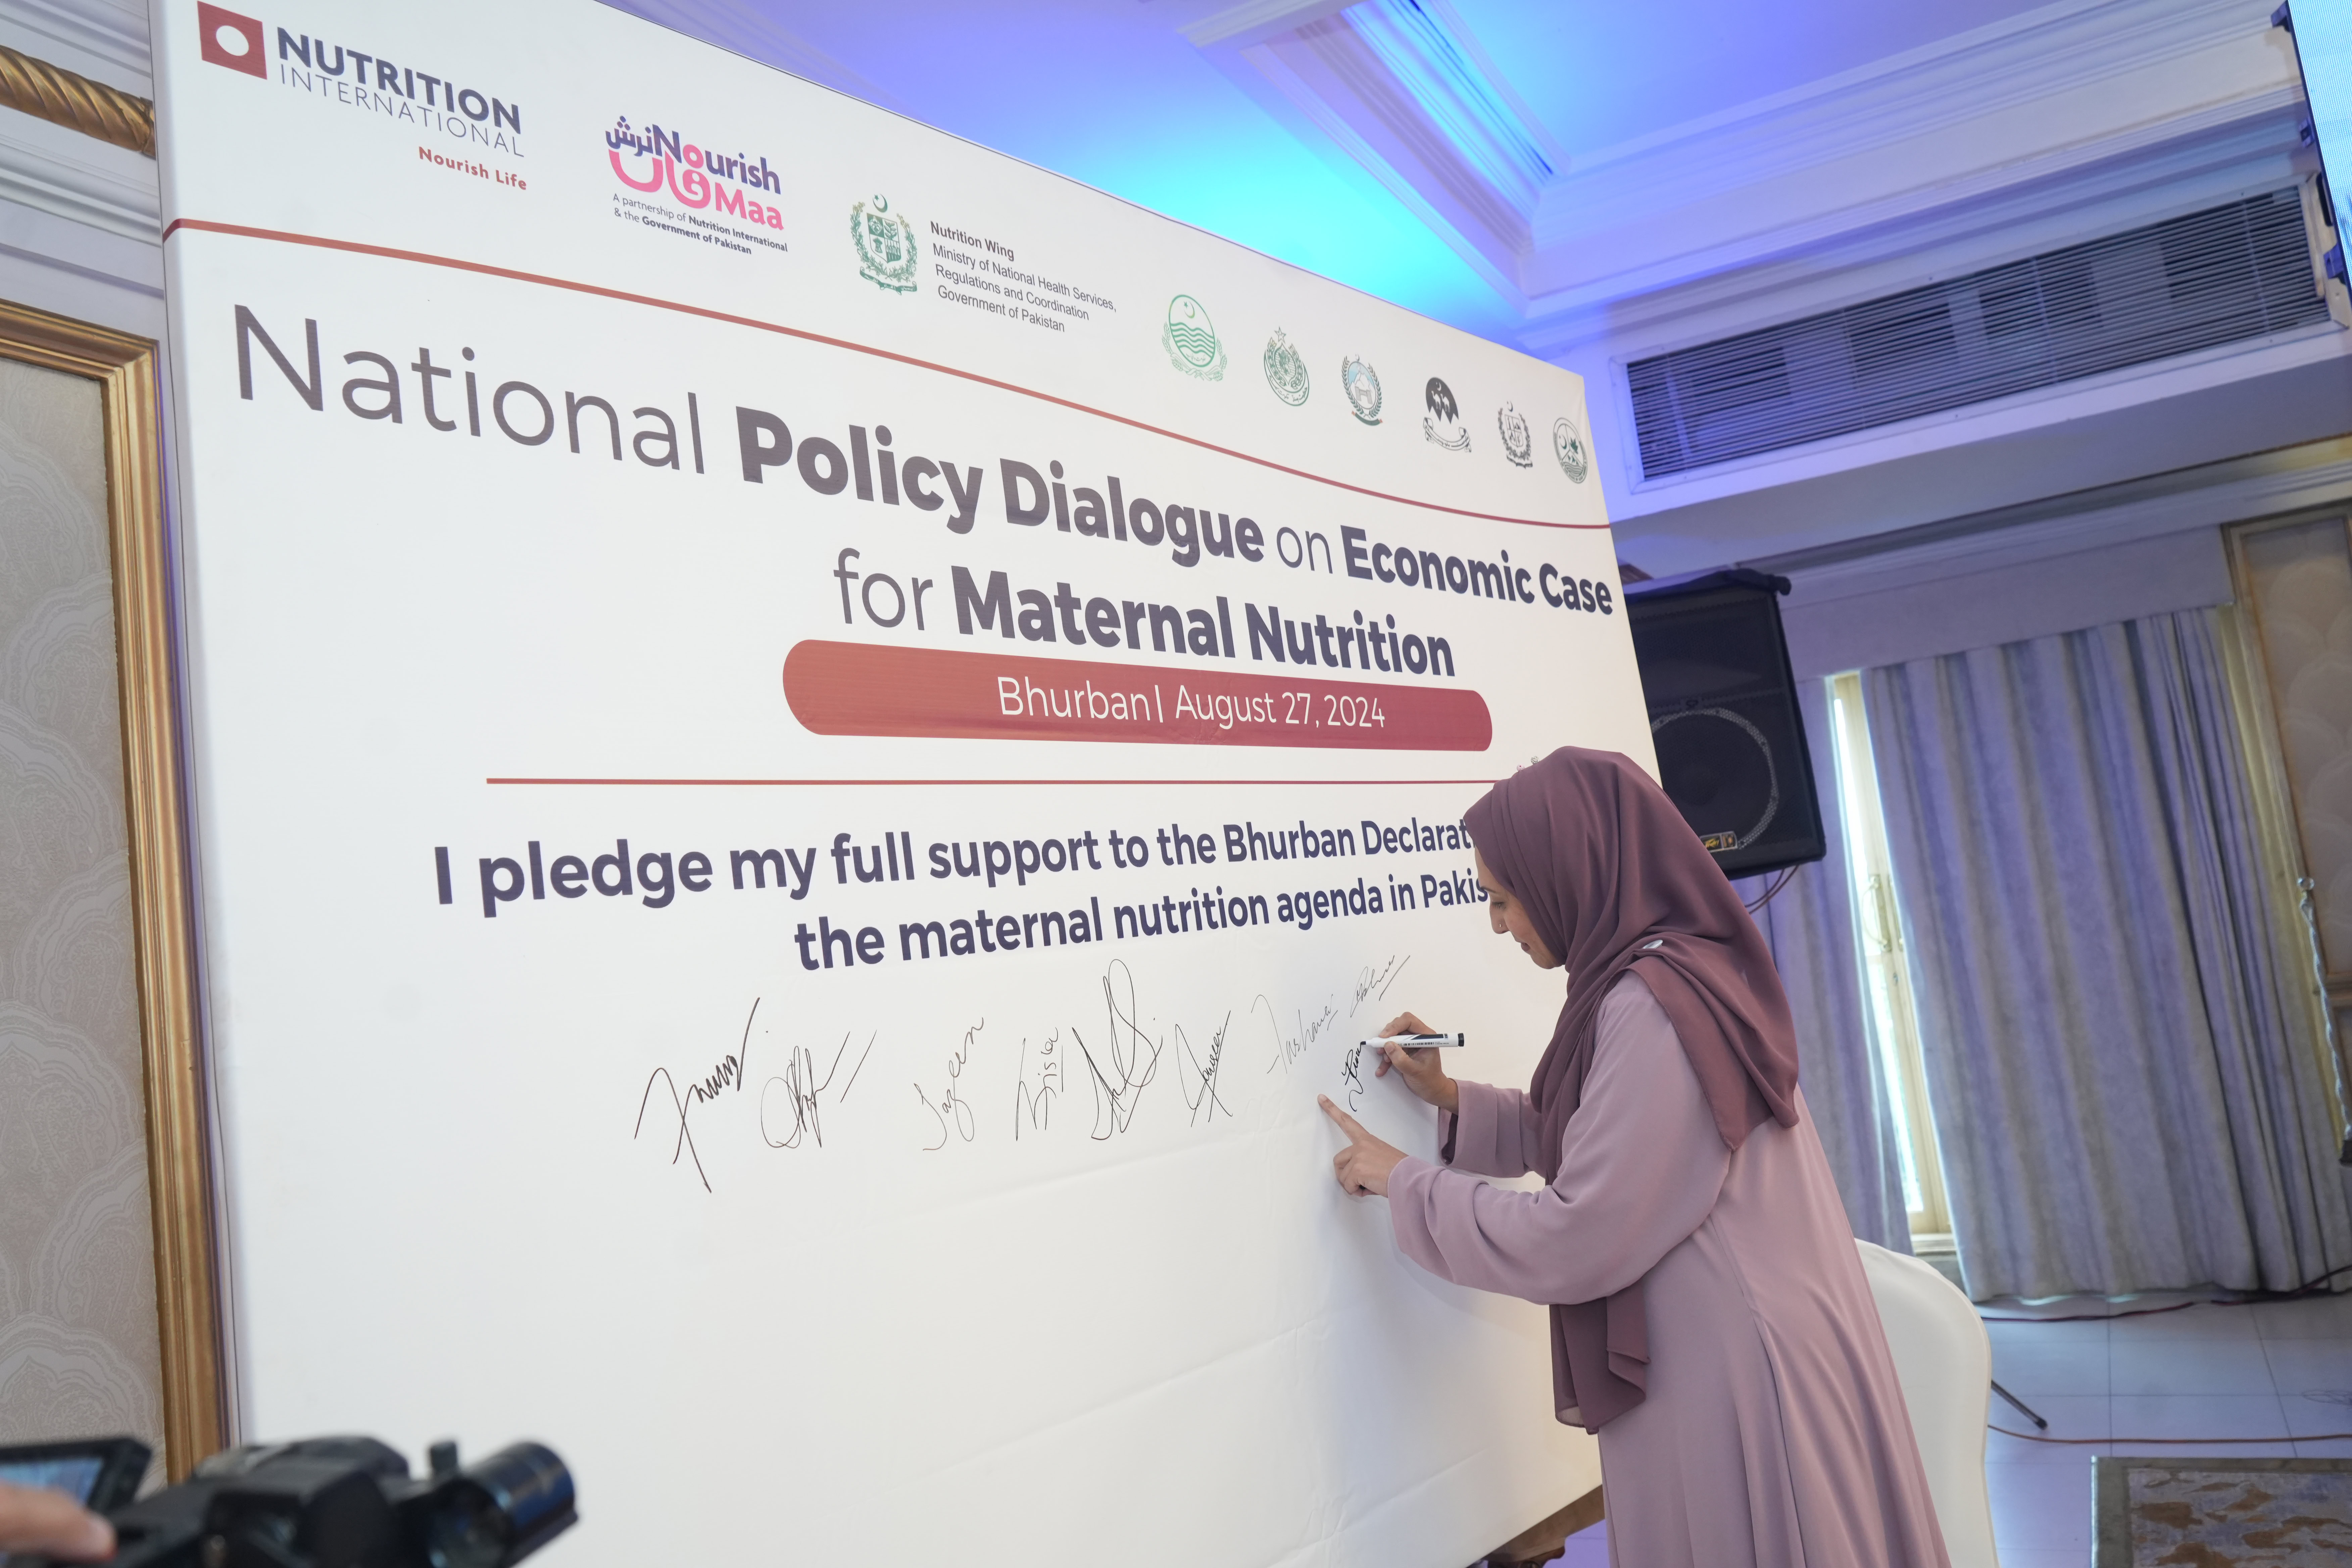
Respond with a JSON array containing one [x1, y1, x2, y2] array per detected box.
[[1370, 1011, 1460, 1113]]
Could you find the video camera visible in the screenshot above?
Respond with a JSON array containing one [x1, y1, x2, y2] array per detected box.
[[1, 1434, 575, 1568]]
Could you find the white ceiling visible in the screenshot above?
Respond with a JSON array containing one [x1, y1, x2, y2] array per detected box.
[[1452, 0, 2053, 156], [613, 0, 2352, 577]]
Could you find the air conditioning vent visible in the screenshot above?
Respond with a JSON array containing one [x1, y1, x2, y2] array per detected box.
[[1628, 190, 2330, 480]]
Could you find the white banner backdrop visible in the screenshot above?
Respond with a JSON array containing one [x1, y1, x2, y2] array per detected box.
[[151, 2, 1648, 1561]]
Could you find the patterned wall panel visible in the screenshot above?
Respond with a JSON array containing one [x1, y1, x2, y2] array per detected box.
[[2241, 520, 2352, 979], [0, 353, 164, 1459]]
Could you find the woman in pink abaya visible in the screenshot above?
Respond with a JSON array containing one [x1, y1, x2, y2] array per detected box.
[[1319, 747, 1949, 1567]]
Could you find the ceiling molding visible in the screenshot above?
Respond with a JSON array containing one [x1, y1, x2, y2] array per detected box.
[[0, 102, 156, 242], [1545, 0, 2266, 228], [1521, 105, 2310, 361], [1528, 85, 2307, 318], [1345, 1, 1558, 201], [1182, 0, 1352, 50], [1752, 433, 2352, 598], [1523, 19, 2297, 313], [1208, 6, 1539, 303], [1271, 16, 1533, 260], [1194, 0, 2303, 338]]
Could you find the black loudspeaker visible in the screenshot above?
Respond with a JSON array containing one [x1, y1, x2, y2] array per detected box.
[[1623, 569, 1827, 880]]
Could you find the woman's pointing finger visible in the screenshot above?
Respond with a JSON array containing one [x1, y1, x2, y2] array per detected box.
[[1317, 1094, 1370, 1141]]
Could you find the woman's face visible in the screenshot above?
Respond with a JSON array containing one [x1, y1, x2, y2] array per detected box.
[[1476, 849, 1562, 969]]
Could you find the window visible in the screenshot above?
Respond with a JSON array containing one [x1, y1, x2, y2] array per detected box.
[[1827, 672, 1953, 1243]]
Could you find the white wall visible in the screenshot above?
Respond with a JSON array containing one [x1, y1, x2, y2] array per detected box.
[[1771, 435, 2352, 677], [1784, 530, 2232, 678]]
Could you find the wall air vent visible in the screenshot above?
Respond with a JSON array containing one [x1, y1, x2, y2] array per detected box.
[[1627, 190, 2331, 480]]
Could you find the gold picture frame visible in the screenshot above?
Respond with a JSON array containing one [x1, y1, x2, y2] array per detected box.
[[0, 297, 225, 1479]]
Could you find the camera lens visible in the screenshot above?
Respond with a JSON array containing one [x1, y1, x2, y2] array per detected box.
[[422, 1490, 505, 1568], [420, 1443, 574, 1568]]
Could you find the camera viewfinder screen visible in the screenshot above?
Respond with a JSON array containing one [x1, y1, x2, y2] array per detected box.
[[0, 1456, 104, 1505]]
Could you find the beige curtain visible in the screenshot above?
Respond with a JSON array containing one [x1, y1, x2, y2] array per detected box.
[[1864, 607, 2352, 1300]]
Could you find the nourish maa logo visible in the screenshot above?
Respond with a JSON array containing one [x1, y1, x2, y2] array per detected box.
[[606, 117, 783, 229]]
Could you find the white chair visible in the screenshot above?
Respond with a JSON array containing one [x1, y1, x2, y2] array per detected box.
[[1857, 1239, 2000, 1568]]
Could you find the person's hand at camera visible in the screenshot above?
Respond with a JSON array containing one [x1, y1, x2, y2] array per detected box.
[[0, 1478, 115, 1561]]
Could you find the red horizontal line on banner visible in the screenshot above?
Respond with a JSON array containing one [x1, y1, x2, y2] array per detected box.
[[485, 777, 1501, 787], [783, 639, 1492, 751], [163, 217, 1608, 533]]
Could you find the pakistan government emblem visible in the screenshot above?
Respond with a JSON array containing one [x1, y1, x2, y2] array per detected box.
[[1341, 355, 1382, 424], [1497, 401, 1534, 467], [1162, 294, 1226, 380], [850, 194, 918, 293], [1263, 329, 1310, 406], [1553, 416, 1590, 483], [1424, 376, 1470, 451]]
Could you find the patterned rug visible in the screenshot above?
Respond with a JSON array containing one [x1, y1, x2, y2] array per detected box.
[[2093, 1458, 2352, 1565]]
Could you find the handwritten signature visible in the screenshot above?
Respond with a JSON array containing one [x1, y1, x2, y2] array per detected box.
[[1177, 1012, 1234, 1125], [634, 998, 760, 1192], [915, 1022, 982, 1151], [1074, 961, 1164, 1140], [1351, 954, 1410, 1017], [1257, 992, 1340, 1076], [761, 1030, 876, 1151], [1015, 1028, 1062, 1140]]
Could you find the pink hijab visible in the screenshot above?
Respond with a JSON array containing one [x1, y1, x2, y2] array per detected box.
[[1462, 746, 1801, 1430]]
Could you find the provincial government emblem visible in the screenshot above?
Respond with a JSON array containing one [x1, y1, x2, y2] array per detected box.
[[1162, 294, 1226, 380], [1263, 329, 1310, 406], [1424, 376, 1470, 452], [1341, 356, 1382, 424], [850, 194, 918, 293], [1497, 402, 1534, 467], [1553, 416, 1590, 483]]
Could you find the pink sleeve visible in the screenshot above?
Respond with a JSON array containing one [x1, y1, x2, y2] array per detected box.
[[1439, 1080, 1542, 1178], [1387, 975, 1730, 1306]]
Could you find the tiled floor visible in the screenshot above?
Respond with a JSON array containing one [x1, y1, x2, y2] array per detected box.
[[1983, 1289, 2352, 1566], [1544, 1289, 2352, 1567]]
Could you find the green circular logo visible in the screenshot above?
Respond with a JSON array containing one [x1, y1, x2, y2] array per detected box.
[[1342, 356, 1382, 424], [1165, 295, 1219, 371], [1263, 329, 1310, 406], [1553, 416, 1589, 483]]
